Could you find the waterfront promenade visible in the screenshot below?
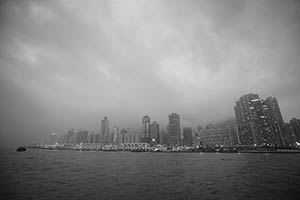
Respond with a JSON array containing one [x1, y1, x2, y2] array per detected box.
[[26, 143, 300, 154]]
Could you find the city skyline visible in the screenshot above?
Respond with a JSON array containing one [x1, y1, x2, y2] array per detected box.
[[1, 0, 300, 147], [44, 93, 299, 149], [31, 92, 298, 150], [1, 89, 300, 147]]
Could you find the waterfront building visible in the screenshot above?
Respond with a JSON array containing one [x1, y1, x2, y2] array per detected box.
[[229, 126, 239, 146], [113, 127, 119, 145], [76, 130, 89, 144], [168, 113, 181, 146], [89, 133, 95, 143], [122, 129, 141, 144], [283, 118, 300, 147], [234, 93, 277, 146], [250, 98, 276, 146], [193, 132, 201, 148], [61, 134, 68, 144], [283, 123, 296, 147], [82, 131, 89, 144], [100, 116, 110, 144], [234, 93, 259, 145], [149, 121, 160, 144], [69, 132, 77, 144], [117, 133, 123, 146], [94, 134, 100, 143], [66, 128, 75, 143], [265, 97, 286, 147], [120, 129, 128, 144], [142, 115, 150, 143], [58, 135, 64, 144], [76, 131, 81, 144], [160, 130, 168, 145], [183, 127, 193, 146], [290, 118, 300, 143], [213, 118, 239, 146], [199, 127, 232, 147], [124, 132, 139, 143], [49, 132, 56, 145]]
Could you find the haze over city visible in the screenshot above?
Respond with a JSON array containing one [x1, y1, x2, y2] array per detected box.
[[0, 0, 300, 147]]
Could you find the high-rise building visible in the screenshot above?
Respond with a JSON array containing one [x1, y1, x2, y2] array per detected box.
[[76, 130, 89, 144], [161, 130, 168, 145], [149, 121, 160, 144], [250, 98, 275, 146], [234, 93, 278, 146], [168, 113, 181, 146], [199, 127, 233, 147], [290, 118, 300, 143], [82, 130, 89, 144], [142, 115, 150, 143], [265, 97, 286, 147], [67, 128, 75, 144], [193, 132, 201, 148], [69, 132, 77, 144], [282, 119, 300, 147], [183, 127, 193, 146], [120, 129, 128, 144], [117, 132, 123, 145], [113, 127, 119, 145], [49, 132, 56, 145], [94, 134, 101, 143], [100, 116, 109, 144], [124, 129, 141, 143], [229, 126, 239, 146], [62, 134, 68, 144], [89, 133, 95, 143], [234, 93, 259, 145]]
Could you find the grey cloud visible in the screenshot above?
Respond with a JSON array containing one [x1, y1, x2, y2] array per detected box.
[[0, 0, 300, 147]]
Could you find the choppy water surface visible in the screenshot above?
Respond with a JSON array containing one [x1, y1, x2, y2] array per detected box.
[[1, 149, 300, 200]]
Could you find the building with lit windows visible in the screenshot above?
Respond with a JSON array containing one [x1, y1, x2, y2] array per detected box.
[[149, 121, 160, 144], [183, 127, 193, 146], [234, 93, 280, 146], [142, 115, 150, 143], [168, 113, 181, 146], [100, 116, 109, 144]]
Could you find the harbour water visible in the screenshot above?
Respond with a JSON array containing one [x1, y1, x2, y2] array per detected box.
[[1, 149, 300, 200]]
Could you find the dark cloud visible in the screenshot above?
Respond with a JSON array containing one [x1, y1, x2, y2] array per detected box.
[[0, 0, 300, 147]]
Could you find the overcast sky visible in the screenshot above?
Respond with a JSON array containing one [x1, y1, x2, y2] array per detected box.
[[0, 0, 300, 147]]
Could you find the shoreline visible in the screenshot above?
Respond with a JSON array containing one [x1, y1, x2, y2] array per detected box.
[[25, 147, 300, 154]]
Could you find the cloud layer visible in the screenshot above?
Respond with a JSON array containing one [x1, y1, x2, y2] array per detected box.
[[1, 0, 300, 147]]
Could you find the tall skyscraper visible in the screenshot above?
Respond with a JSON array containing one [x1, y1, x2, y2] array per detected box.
[[183, 127, 193, 146], [142, 115, 150, 143], [81, 130, 89, 144], [290, 118, 300, 143], [250, 98, 275, 145], [49, 132, 56, 145], [161, 130, 169, 145], [113, 127, 119, 145], [120, 129, 128, 144], [149, 121, 160, 144], [67, 128, 75, 144], [168, 113, 181, 146], [265, 97, 286, 147], [234, 93, 278, 146], [234, 93, 259, 145], [100, 116, 109, 144]]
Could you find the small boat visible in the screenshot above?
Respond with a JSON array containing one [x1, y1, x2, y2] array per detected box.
[[16, 146, 27, 152]]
